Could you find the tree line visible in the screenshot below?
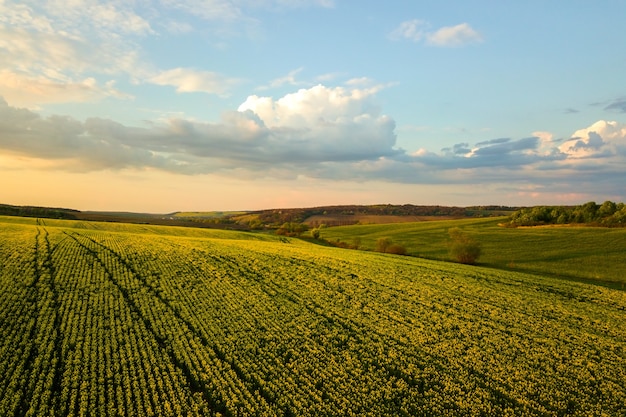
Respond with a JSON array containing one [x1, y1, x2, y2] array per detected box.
[[507, 201, 626, 227]]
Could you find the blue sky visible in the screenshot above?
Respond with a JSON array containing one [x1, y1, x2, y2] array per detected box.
[[1, 0, 625, 212]]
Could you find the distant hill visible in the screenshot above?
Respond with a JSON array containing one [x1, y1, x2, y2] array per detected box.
[[0, 203, 79, 219], [246, 204, 518, 227], [1, 203, 518, 229]]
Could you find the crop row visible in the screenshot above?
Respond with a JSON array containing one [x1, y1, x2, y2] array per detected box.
[[1, 221, 625, 416]]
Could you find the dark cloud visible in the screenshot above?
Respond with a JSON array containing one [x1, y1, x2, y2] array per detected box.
[[475, 137, 510, 147], [605, 99, 626, 113]]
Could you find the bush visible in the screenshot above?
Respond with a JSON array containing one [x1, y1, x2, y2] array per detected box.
[[386, 244, 407, 255], [448, 228, 481, 264], [375, 237, 392, 253], [375, 237, 407, 255]]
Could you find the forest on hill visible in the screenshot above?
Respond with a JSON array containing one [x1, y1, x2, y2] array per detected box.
[[507, 201, 626, 227], [247, 204, 516, 225], [0, 204, 79, 220]]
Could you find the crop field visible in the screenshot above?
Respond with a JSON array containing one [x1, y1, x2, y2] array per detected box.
[[319, 217, 626, 287], [1, 216, 625, 416]]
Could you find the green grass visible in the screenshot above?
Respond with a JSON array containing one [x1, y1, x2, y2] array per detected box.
[[319, 217, 626, 287]]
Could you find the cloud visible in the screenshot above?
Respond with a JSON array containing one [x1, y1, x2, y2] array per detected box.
[[1, 89, 625, 202], [426, 23, 483, 47], [149, 68, 243, 95], [390, 20, 482, 47], [0, 83, 399, 174], [158, 0, 244, 22], [156, 0, 332, 33], [0, 70, 131, 107], [256, 68, 305, 91], [0, 0, 335, 107], [388, 19, 428, 42], [559, 120, 626, 159], [0, 1, 146, 106], [605, 99, 626, 113]]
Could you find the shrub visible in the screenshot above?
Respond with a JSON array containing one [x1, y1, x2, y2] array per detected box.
[[375, 237, 392, 253], [374, 237, 406, 255], [448, 228, 482, 264], [386, 244, 407, 255]]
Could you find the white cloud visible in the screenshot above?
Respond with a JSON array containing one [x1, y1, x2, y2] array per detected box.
[[390, 20, 482, 47], [0, 1, 146, 106], [559, 120, 626, 159], [0, 70, 131, 107], [149, 68, 243, 95], [159, 0, 244, 22], [238, 84, 388, 128], [0, 0, 339, 107], [426, 23, 483, 47], [388, 19, 428, 42], [256, 68, 305, 91]]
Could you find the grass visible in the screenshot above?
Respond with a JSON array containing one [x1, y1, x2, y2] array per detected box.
[[318, 217, 626, 287]]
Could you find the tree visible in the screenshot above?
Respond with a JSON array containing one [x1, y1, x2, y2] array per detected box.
[[375, 237, 392, 253], [276, 222, 309, 237], [448, 228, 482, 265]]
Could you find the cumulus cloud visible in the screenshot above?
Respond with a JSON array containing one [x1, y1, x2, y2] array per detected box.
[[0, 83, 400, 173], [390, 20, 482, 47], [1, 86, 625, 200], [559, 120, 626, 159]]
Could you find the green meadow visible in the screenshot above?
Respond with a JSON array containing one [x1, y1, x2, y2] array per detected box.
[[318, 217, 626, 288]]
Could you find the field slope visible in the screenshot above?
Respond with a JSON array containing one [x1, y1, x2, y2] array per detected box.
[[319, 217, 626, 287], [1, 216, 625, 416]]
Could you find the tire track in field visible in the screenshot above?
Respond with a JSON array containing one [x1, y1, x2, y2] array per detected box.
[[64, 232, 260, 417], [15, 228, 66, 417], [76, 232, 282, 415], [202, 251, 442, 397], [208, 249, 535, 412], [14, 228, 43, 417], [42, 229, 65, 415]]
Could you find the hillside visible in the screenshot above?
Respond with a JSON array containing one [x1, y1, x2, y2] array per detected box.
[[1, 216, 624, 416], [319, 217, 626, 288]]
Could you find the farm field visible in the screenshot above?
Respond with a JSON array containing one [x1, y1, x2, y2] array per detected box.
[[1, 216, 625, 416], [319, 217, 626, 288]]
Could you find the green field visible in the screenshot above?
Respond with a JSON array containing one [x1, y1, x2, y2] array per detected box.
[[1, 216, 625, 416], [318, 217, 626, 287]]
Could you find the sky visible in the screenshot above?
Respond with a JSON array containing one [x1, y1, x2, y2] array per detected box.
[[1, 0, 626, 213]]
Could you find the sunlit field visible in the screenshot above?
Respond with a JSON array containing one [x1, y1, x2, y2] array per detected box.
[[1, 216, 625, 416]]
